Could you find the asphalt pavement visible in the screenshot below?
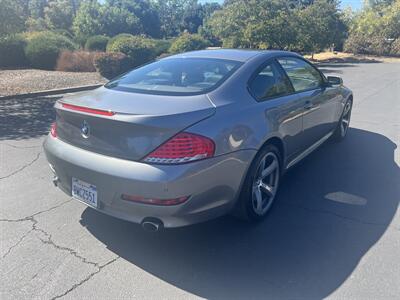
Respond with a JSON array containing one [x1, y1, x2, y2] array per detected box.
[[1, 62, 399, 299]]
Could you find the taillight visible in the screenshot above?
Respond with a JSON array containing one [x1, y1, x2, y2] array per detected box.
[[143, 132, 215, 164], [50, 122, 57, 138]]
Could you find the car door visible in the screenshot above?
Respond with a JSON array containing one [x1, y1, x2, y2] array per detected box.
[[248, 60, 305, 162], [277, 57, 339, 151]]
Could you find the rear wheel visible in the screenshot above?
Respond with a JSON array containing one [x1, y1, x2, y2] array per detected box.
[[332, 99, 352, 142], [235, 144, 281, 221]]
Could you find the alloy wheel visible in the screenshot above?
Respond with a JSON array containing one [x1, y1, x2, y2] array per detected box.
[[251, 152, 280, 216], [341, 101, 352, 137]]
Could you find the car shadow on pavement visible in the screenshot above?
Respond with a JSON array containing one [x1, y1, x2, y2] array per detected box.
[[0, 96, 59, 140], [80, 128, 399, 299]]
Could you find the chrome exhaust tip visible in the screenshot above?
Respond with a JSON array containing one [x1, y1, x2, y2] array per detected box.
[[141, 218, 163, 232]]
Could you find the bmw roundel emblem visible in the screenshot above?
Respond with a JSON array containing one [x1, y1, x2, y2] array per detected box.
[[81, 120, 90, 138]]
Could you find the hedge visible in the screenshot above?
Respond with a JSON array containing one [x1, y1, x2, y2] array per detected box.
[[169, 33, 209, 54], [344, 33, 400, 57], [0, 35, 27, 68], [56, 50, 96, 72], [106, 33, 134, 52], [93, 52, 133, 79], [153, 39, 172, 56], [85, 35, 109, 52], [106, 35, 157, 67], [25, 32, 77, 70]]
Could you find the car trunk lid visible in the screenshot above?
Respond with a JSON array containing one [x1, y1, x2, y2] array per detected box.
[[55, 87, 215, 161]]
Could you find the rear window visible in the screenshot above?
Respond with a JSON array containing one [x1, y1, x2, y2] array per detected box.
[[105, 58, 242, 96]]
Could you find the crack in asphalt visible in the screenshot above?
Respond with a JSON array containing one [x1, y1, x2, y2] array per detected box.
[[34, 223, 100, 268], [1, 227, 34, 259], [0, 200, 72, 259], [0, 200, 72, 224], [1, 199, 119, 299], [0, 151, 42, 180], [51, 257, 120, 300]]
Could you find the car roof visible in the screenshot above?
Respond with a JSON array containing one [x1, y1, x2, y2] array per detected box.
[[167, 49, 299, 62]]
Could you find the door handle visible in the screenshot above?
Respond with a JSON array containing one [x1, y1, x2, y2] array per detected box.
[[304, 101, 313, 110]]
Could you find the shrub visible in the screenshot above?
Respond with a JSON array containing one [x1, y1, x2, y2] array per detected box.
[[93, 52, 133, 79], [25, 32, 77, 70], [106, 35, 157, 67], [0, 35, 27, 68], [343, 33, 371, 54], [156, 52, 172, 60], [106, 33, 134, 52], [53, 29, 75, 40], [169, 33, 209, 54], [20, 31, 45, 42], [344, 33, 392, 56], [153, 39, 172, 56], [390, 39, 400, 56], [56, 50, 96, 72], [85, 35, 109, 52]]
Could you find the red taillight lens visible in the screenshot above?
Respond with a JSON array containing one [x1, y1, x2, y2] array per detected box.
[[61, 103, 115, 116], [50, 122, 57, 138], [143, 132, 215, 164], [121, 194, 189, 206]]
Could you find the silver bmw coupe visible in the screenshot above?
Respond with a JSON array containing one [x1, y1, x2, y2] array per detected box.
[[44, 49, 353, 231]]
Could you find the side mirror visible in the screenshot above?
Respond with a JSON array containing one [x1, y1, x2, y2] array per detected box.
[[327, 76, 343, 86]]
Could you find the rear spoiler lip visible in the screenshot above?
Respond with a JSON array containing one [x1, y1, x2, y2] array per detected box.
[[59, 102, 115, 116]]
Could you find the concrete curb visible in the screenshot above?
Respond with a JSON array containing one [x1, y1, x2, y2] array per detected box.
[[0, 84, 103, 101]]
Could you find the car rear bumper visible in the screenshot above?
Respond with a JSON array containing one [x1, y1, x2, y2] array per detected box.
[[43, 135, 256, 228]]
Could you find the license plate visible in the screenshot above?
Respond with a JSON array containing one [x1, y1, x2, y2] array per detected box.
[[72, 178, 98, 208]]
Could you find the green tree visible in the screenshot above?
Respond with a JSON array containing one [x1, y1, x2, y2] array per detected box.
[[26, 17, 48, 32], [207, 0, 344, 51], [0, 0, 25, 35], [365, 0, 395, 8], [182, 1, 204, 33], [201, 2, 221, 18], [153, 0, 193, 37], [296, 0, 346, 56], [28, 0, 48, 19], [206, 0, 251, 47], [100, 6, 141, 37], [44, 0, 75, 30], [345, 0, 400, 55], [72, 1, 103, 43], [106, 0, 161, 37], [207, 0, 298, 49]]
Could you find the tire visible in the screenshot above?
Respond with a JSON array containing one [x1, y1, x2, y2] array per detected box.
[[331, 99, 353, 142], [234, 144, 282, 222]]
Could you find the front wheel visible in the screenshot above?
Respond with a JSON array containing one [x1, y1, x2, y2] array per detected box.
[[235, 144, 281, 222], [332, 99, 352, 142]]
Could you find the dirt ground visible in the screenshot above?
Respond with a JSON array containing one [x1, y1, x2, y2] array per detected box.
[[306, 51, 400, 63]]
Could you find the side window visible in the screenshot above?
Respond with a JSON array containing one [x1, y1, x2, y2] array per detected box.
[[277, 57, 323, 92], [249, 61, 293, 101]]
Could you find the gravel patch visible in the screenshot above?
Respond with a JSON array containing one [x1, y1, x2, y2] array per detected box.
[[0, 69, 107, 97]]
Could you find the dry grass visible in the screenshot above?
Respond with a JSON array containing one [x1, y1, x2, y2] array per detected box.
[[56, 50, 97, 72], [305, 51, 400, 63]]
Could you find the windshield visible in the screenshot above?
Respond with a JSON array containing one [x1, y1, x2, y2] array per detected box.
[[105, 58, 242, 95]]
